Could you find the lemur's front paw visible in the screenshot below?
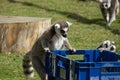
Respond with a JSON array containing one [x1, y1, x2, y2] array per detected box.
[[98, 48, 105, 53], [69, 48, 76, 53], [44, 48, 50, 52]]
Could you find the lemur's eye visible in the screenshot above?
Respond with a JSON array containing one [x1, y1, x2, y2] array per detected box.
[[110, 46, 114, 51], [60, 30, 65, 33]]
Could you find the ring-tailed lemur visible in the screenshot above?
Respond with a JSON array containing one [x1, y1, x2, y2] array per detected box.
[[97, 40, 116, 72], [97, 40, 116, 52], [22, 21, 75, 80], [99, 0, 119, 27]]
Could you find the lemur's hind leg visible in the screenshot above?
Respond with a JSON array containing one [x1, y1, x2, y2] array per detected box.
[[107, 11, 116, 27], [32, 56, 47, 80], [116, 0, 119, 15]]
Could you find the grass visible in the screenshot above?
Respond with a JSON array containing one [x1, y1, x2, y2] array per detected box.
[[0, 0, 120, 80], [0, 53, 40, 80]]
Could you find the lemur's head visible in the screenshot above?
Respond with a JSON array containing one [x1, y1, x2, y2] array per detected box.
[[97, 40, 116, 52], [54, 21, 72, 38], [99, 0, 111, 9]]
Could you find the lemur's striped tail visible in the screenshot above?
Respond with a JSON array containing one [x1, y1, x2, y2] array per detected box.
[[22, 51, 34, 78]]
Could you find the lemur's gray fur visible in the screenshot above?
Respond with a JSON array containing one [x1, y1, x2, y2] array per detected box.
[[22, 21, 75, 80], [97, 40, 116, 52], [99, 0, 119, 27]]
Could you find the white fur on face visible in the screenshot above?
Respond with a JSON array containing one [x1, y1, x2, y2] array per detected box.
[[103, 40, 111, 47], [103, 3, 111, 9], [54, 24, 68, 36], [97, 40, 116, 52], [100, 0, 111, 9], [54, 23, 61, 34], [63, 27, 68, 32], [55, 23, 60, 29]]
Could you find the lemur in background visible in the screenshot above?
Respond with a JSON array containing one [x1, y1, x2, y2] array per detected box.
[[22, 21, 75, 80], [99, 0, 119, 27], [97, 40, 116, 52]]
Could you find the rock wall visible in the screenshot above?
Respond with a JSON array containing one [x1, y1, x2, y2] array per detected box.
[[0, 16, 51, 53]]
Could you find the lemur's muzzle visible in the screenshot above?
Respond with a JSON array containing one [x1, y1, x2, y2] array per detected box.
[[61, 30, 67, 37], [62, 34, 67, 37]]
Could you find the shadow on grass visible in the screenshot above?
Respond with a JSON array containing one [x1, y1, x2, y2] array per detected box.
[[8, 0, 120, 35], [108, 27, 120, 35], [7, 0, 105, 26]]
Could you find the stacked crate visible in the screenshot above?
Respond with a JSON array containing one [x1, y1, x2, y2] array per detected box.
[[45, 50, 120, 80]]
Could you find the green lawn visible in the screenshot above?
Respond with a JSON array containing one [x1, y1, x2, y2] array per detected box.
[[0, 0, 120, 80]]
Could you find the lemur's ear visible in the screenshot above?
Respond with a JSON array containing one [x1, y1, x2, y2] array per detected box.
[[99, 0, 103, 2], [54, 23, 60, 29], [66, 21, 72, 27]]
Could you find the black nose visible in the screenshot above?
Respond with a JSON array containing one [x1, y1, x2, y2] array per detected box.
[[105, 4, 108, 7], [62, 34, 67, 37]]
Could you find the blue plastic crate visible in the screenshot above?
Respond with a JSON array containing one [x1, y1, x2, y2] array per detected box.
[[45, 49, 120, 80]]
